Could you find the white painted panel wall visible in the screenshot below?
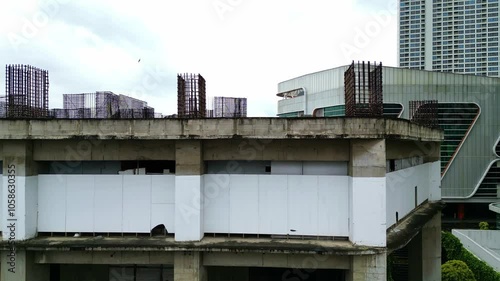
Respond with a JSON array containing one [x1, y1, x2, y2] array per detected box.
[[203, 175, 230, 233], [66, 175, 95, 232], [151, 176, 175, 204], [318, 176, 349, 236], [175, 176, 203, 241], [94, 176, 123, 232], [288, 176, 318, 235], [122, 176, 151, 232], [38, 175, 175, 234], [386, 162, 439, 228], [258, 175, 288, 234], [229, 176, 259, 233], [203, 175, 350, 237], [350, 177, 386, 247], [38, 176, 66, 232], [25, 176, 38, 238]]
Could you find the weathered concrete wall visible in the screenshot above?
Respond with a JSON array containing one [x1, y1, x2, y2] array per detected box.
[[35, 251, 174, 264], [204, 139, 350, 161], [33, 140, 175, 161], [0, 118, 443, 142], [348, 252, 387, 281], [349, 140, 386, 177], [174, 252, 206, 281], [1, 250, 50, 281], [203, 252, 349, 269], [386, 140, 440, 161]]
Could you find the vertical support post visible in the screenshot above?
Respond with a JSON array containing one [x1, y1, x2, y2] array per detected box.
[[175, 140, 204, 241]]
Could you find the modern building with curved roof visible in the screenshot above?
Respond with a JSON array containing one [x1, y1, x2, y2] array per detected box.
[[277, 65, 500, 208]]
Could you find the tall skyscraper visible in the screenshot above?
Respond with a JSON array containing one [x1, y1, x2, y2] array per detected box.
[[399, 0, 500, 76]]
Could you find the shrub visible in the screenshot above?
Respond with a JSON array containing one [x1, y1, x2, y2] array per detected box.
[[442, 260, 476, 281], [442, 231, 500, 281], [479, 221, 489, 230]]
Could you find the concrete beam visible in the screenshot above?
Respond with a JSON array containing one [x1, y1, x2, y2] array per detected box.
[[203, 139, 350, 161], [33, 140, 175, 161], [176, 140, 203, 175], [0, 118, 443, 142], [34, 251, 174, 265], [203, 252, 350, 270], [349, 139, 386, 177]]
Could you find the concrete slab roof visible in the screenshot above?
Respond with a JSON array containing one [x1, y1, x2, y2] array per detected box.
[[0, 118, 443, 142]]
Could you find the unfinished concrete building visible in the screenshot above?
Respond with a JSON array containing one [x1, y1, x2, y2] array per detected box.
[[60, 92, 154, 119], [177, 73, 206, 118], [5, 64, 49, 118], [0, 117, 442, 281], [212, 97, 247, 117]]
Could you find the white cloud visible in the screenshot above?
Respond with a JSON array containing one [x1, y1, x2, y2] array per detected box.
[[0, 0, 397, 117]]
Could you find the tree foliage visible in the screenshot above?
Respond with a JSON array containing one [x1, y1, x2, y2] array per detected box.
[[442, 260, 476, 281], [442, 231, 500, 281]]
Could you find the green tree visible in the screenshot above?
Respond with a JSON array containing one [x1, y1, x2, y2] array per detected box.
[[479, 222, 489, 230], [442, 260, 476, 281]]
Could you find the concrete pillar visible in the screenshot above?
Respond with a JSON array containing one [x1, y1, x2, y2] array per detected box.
[[408, 212, 441, 281], [175, 140, 204, 241], [1, 250, 50, 281], [2, 141, 38, 240], [348, 252, 387, 281], [174, 252, 206, 281], [348, 139, 386, 246]]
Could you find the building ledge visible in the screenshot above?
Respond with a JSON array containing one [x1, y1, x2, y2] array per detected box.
[[386, 200, 445, 253], [0, 118, 443, 142], [0, 236, 385, 256]]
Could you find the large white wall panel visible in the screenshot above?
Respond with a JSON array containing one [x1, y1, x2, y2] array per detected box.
[[386, 163, 435, 228], [287, 176, 318, 235], [151, 203, 175, 233], [350, 177, 386, 247], [258, 175, 288, 234], [38, 175, 66, 232], [25, 176, 38, 238], [94, 176, 123, 232], [203, 175, 230, 233], [229, 175, 259, 233], [38, 175, 175, 234], [318, 176, 349, 236], [175, 176, 203, 241], [66, 176, 95, 232], [151, 176, 175, 204], [122, 176, 151, 232]]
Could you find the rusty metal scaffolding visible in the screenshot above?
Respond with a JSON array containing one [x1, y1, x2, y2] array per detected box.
[[409, 100, 439, 128], [5, 64, 49, 118], [213, 97, 247, 117], [177, 73, 206, 118], [61, 92, 153, 119], [344, 61, 383, 117]]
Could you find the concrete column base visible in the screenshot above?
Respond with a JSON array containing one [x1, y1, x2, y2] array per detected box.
[[408, 212, 441, 281], [1, 250, 50, 281], [348, 252, 386, 281], [174, 251, 207, 281]]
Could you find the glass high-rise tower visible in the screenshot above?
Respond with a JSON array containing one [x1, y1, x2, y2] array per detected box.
[[399, 0, 500, 76]]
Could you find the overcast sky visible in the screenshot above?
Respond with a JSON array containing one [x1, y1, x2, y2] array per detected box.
[[0, 0, 398, 116]]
